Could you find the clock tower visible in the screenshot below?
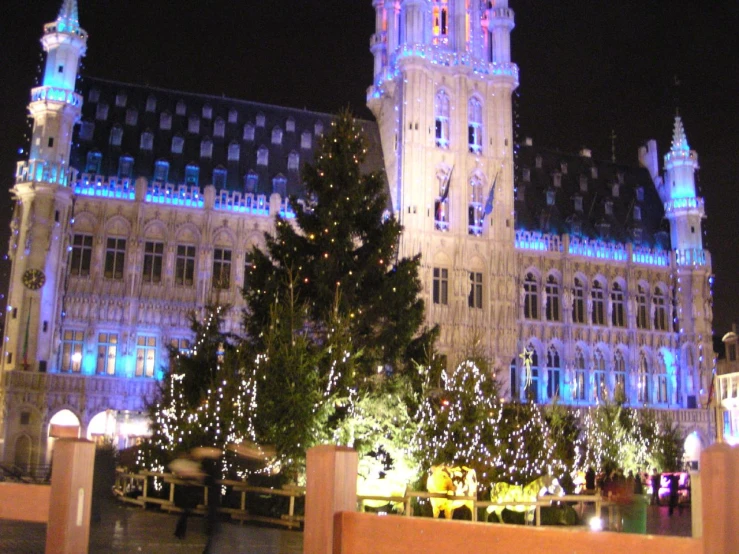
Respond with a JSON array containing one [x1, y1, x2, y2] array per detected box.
[[2, 0, 87, 373]]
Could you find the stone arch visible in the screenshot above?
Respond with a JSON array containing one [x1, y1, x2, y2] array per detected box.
[[142, 219, 168, 241], [13, 434, 32, 470], [72, 211, 98, 233], [212, 227, 236, 248], [104, 215, 132, 237], [174, 222, 201, 243]]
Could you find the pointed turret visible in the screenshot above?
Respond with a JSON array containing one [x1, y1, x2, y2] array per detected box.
[[56, 0, 81, 34], [670, 115, 690, 154]]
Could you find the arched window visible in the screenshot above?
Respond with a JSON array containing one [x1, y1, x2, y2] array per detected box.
[[656, 353, 669, 403], [188, 115, 200, 134], [228, 109, 238, 124], [176, 100, 187, 116], [591, 280, 605, 325], [160, 111, 172, 131], [614, 350, 627, 402], [145, 95, 156, 113], [545, 275, 560, 321], [468, 97, 483, 154], [202, 104, 213, 119], [593, 348, 607, 401], [109, 125, 123, 147], [573, 347, 587, 401], [638, 352, 649, 403], [653, 286, 667, 331], [125, 107, 138, 126], [257, 146, 269, 166], [200, 138, 213, 159], [227, 141, 240, 162], [244, 170, 258, 193], [636, 284, 649, 329], [272, 174, 287, 197], [468, 175, 483, 235], [272, 126, 283, 145], [611, 282, 625, 327], [524, 273, 539, 320], [547, 345, 561, 400], [524, 344, 539, 403], [301, 131, 312, 149], [185, 164, 199, 187], [434, 91, 450, 148], [286, 117, 295, 132], [214, 117, 225, 138], [573, 278, 585, 324]]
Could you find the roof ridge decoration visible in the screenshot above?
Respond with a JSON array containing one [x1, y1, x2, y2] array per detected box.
[[671, 115, 690, 153], [56, 0, 80, 34]]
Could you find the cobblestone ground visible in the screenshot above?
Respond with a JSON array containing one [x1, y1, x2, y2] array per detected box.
[[0, 501, 692, 553]]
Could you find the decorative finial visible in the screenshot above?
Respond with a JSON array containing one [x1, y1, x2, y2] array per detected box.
[[671, 116, 690, 153], [56, 0, 80, 34]]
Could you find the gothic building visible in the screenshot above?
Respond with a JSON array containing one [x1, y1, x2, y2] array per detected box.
[[1, 0, 714, 468]]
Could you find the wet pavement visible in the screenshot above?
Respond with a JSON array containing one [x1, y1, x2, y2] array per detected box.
[[0, 501, 693, 553]]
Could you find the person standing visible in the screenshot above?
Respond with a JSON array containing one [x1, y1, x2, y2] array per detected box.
[[193, 447, 223, 554], [651, 469, 661, 506], [585, 467, 596, 493], [668, 473, 680, 516]]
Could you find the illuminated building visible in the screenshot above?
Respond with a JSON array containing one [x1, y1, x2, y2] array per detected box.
[[1, 0, 714, 466]]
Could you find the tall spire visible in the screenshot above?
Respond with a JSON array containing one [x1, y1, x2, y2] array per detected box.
[[671, 115, 690, 153], [56, 0, 80, 34]]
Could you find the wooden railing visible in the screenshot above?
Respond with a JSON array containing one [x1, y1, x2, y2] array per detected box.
[[114, 470, 305, 529]]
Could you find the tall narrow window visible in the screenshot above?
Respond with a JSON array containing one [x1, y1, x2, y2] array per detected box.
[[142, 241, 163, 283], [185, 164, 199, 187], [135, 336, 157, 377], [272, 127, 283, 145], [244, 171, 258, 193], [636, 285, 648, 329], [468, 176, 483, 235], [109, 125, 123, 147], [153, 160, 169, 183], [96, 333, 117, 375], [523, 273, 538, 320], [638, 352, 649, 403], [545, 275, 560, 322], [202, 104, 213, 119], [188, 115, 200, 134], [212, 167, 227, 189], [176, 100, 187, 116], [175, 245, 196, 286], [171, 135, 184, 155], [227, 141, 240, 162], [145, 95, 156, 113], [125, 107, 137, 126], [200, 138, 213, 158], [653, 286, 667, 331], [468, 97, 483, 154], [300, 131, 312, 149], [104, 238, 126, 280], [212, 248, 232, 289], [228, 109, 238, 124], [614, 350, 627, 402], [468, 272, 482, 309], [591, 280, 605, 325], [118, 156, 134, 179], [288, 151, 300, 171], [573, 348, 586, 401], [140, 131, 154, 151], [70, 234, 93, 276], [432, 267, 448, 305], [243, 123, 255, 141], [593, 349, 607, 401], [611, 282, 625, 327], [160, 112, 172, 131], [547, 346, 561, 399], [61, 330, 84, 373], [573, 278, 585, 324], [434, 91, 450, 148], [431, 0, 449, 43], [257, 146, 269, 166], [214, 117, 225, 138]]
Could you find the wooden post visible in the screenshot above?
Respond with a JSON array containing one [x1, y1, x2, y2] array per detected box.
[[701, 443, 739, 554], [303, 445, 358, 554], [45, 438, 95, 554]]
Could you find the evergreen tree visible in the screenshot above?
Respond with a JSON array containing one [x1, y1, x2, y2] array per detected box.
[[243, 110, 432, 379]]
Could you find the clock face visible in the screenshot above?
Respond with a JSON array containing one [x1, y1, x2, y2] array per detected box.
[[22, 268, 46, 290]]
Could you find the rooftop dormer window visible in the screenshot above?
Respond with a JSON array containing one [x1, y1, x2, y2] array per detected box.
[[200, 138, 213, 158], [245, 170, 258, 193], [286, 117, 295, 132], [80, 120, 95, 142], [227, 141, 240, 162], [522, 168, 531, 182], [301, 131, 312, 149], [125, 107, 138, 126], [535, 155, 542, 169], [604, 200, 613, 216], [633, 206, 642, 221], [202, 104, 213, 119], [212, 166, 227, 188], [140, 130, 154, 151], [272, 174, 287, 197], [88, 89, 100, 103], [109, 125, 123, 147], [256, 113, 266, 128], [243, 123, 255, 141], [636, 187, 644, 202], [171, 135, 184, 154], [617, 172, 624, 184], [86, 151, 102, 174], [546, 189, 556, 206], [573, 196, 583, 212], [257, 146, 269, 166], [214, 117, 225, 138], [153, 159, 169, 183], [160, 112, 172, 131], [552, 172, 562, 188], [185, 164, 199, 186], [228, 109, 238, 124], [188, 115, 200, 134], [612, 183, 620, 197], [176, 101, 186, 116], [118, 155, 133, 178], [579, 175, 588, 192], [96, 103, 109, 121], [288, 151, 300, 171], [272, 126, 283, 145], [561, 162, 568, 174], [115, 91, 127, 108], [591, 166, 598, 179], [145, 95, 156, 113], [314, 121, 324, 136]]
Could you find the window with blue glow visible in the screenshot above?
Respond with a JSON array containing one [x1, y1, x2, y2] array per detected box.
[[272, 127, 283, 145], [153, 160, 169, 183], [61, 330, 84, 373], [140, 131, 154, 151], [657, 353, 668, 403], [176, 100, 186, 116], [244, 171, 258, 193], [86, 151, 102, 174], [573, 348, 586, 401], [145, 95, 156, 113], [256, 113, 266, 128], [160, 112, 172, 131], [202, 104, 213, 119], [228, 109, 238, 124], [80, 121, 95, 141], [88, 89, 100, 103], [212, 167, 227, 188], [314, 121, 323, 136], [118, 156, 134, 179], [288, 151, 300, 171], [257, 146, 269, 166], [96, 103, 109, 121], [638, 352, 649, 403], [547, 345, 561, 399], [188, 115, 200, 134], [593, 349, 607, 401], [286, 117, 295, 132], [272, 175, 287, 197], [301, 131, 312, 149]]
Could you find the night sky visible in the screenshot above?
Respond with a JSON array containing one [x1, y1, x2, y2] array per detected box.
[[0, 1, 736, 335]]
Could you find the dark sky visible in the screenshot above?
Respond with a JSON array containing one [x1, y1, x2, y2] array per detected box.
[[0, 0, 736, 334]]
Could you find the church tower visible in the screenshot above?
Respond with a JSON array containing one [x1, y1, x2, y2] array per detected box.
[[2, 0, 87, 373], [368, 1, 519, 369]]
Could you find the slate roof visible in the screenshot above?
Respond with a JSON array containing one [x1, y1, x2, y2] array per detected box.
[[70, 77, 384, 198], [514, 142, 669, 249]]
